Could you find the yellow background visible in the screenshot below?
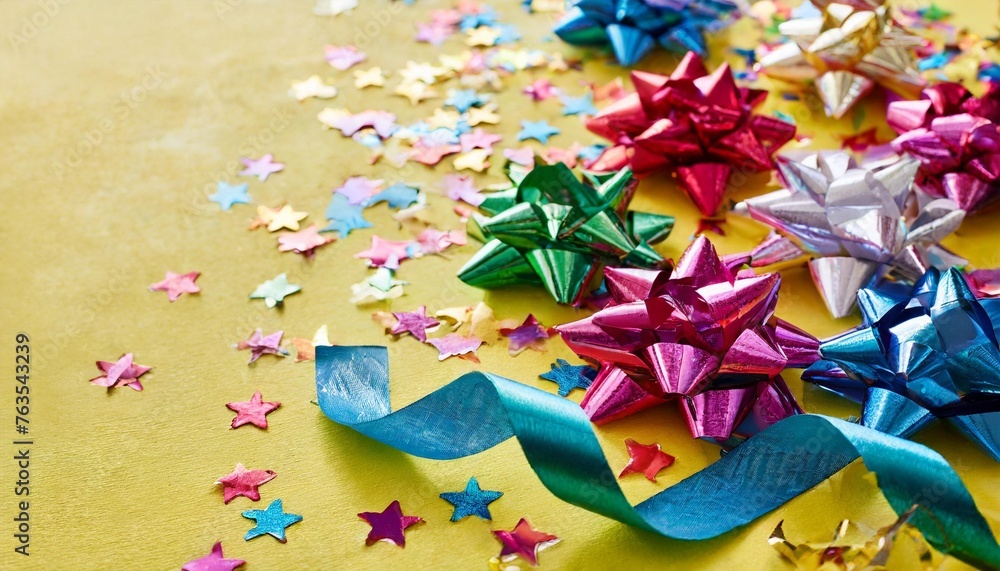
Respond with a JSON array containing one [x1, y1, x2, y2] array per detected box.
[[2, 0, 999, 569]]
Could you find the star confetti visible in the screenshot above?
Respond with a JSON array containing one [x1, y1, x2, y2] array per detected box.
[[355, 236, 419, 268], [227, 391, 280, 430], [370, 183, 420, 210], [181, 542, 245, 571], [559, 92, 597, 116], [440, 477, 503, 521], [324, 193, 372, 237], [522, 78, 559, 101], [493, 518, 559, 566], [391, 306, 440, 342], [277, 224, 334, 257], [619, 439, 675, 482], [216, 463, 277, 504], [249, 273, 301, 308], [242, 499, 302, 543], [335, 176, 384, 206], [349, 268, 407, 304], [149, 271, 200, 302], [89, 353, 150, 391], [442, 174, 484, 206], [353, 67, 386, 89], [395, 81, 438, 105], [359, 500, 423, 547], [235, 329, 290, 364], [319, 108, 397, 138], [239, 154, 285, 181], [209, 182, 251, 211], [250, 204, 308, 232], [459, 128, 502, 152], [428, 333, 483, 362], [499, 314, 552, 356], [288, 75, 338, 101], [516, 120, 559, 143], [539, 359, 597, 397], [453, 148, 491, 172], [324, 44, 366, 70]]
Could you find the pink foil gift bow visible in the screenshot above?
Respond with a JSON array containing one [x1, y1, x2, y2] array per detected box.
[[888, 82, 1000, 213], [555, 236, 819, 446], [756, 1, 925, 119], [734, 151, 966, 318], [584, 51, 796, 217]]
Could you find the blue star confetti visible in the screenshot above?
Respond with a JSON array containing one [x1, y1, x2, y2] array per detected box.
[[209, 182, 251, 211], [539, 358, 598, 397], [370, 183, 420, 210], [323, 193, 373, 236], [249, 273, 301, 308], [445, 89, 487, 113], [559, 92, 598, 116], [439, 477, 503, 521], [242, 498, 302, 542], [517, 120, 560, 143]]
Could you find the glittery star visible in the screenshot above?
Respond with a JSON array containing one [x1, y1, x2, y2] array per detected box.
[[324, 193, 372, 237], [517, 120, 560, 143], [370, 183, 420, 209], [355, 236, 418, 268], [255, 204, 307, 232], [149, 271, 200, 302], [439, 477, 503, 521], [619, 439, 675, 482], [235, 329, 290, 363], [466, 102, 501, 126], [277, 224, 334, 257], [249, 273, 301, 308], [353, 66, 386, 89], [227, 391, 280, 429], [442, 174, 484, 206], [216, 463, 277, 504], [500, 314, 551, 356], [394, 81, 437, 105], [358, 500, 423, 547], [390, 306, 440, 342], [459, 128, 502, 152], [559, 92, 597, 116], [453, 148, 490, 172], [209, 182, 251, 211], [239, 154, 285, 182], [181, 542, 245, 571], [493, 519, 559, 566], [427, 333, 483, 362], [288, 75, 337, 101], [539, 359, 597, 397], [243, 499, 302, 543], [523, 78, 559, 101], [89, 353, 151, 391], [324, 44, 365, 70], [416, 22, 453, 45], [335, 176, 384, 206], [465, 26, 501, 46]]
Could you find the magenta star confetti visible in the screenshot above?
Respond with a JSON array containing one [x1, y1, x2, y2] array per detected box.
[[227, 391, 281, 429], [427, 333, 483, 362], [149, 271, 200, 302], [277, 224, 334, 258], [523, 78, 559, 101], [335, 176, 384, 206], [216, 463, 277, 504], [235, 329, 289, 364], [459, 128, 503, 152], [181, 542, 245, 571], [618, 439, 674, 482], [324, 44, 366, 70], [355, 236, 418, 268], [441, 174, 484, 206], [358, 500, 423, 548], [391, 306, 440, 342], [500, 314, 552, 356], [239, 154, 284, 182], [89, 353, 151, 391], [493, 518, 559, 566]]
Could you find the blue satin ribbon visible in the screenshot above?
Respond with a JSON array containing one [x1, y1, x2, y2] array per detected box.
[[316, 345, 1000, 569]]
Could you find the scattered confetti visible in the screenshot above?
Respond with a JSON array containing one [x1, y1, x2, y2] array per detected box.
[[324, 44, 366, 70], [499, 314, 551, 356], [391, 306, 440, 342], [289, 75, 338, 101], [619, 439, 675, 482], [440, 477, 503, 522], [227, 391, 280, 430], [243, 499, 302, 542], [492, 518, 559, 566], [353, 67, 386, 89], [235, 329, 290, 364], [210, 182, 252, 211], [427, 333, 482, 362], [358, 500, 423, 547], [181, 542, 245, 571], [516, 119, 560, 143], [277, 224, 334, 257], [538, 359, 597, 397], [89, 353, 150, 392], [249, 273, 301, 308], [217, 464, 277, 504], [149, 271, 200, 302], [249, 204, 308, 232]]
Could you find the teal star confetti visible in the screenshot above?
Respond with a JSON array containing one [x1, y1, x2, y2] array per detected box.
[[249, 273, 301, 308], [242, 498, 302, 542], [323, 193, 372, 237], [209, 182, 251, 211], [370, 183, 420, 210], [559, 93, 597, 116], [439, 477, 503, 521], [539, 359, 598, 397], [517, 120, 560, 143]]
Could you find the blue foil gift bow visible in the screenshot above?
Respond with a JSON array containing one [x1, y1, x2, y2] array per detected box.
[[316, 345, 1000, 568]]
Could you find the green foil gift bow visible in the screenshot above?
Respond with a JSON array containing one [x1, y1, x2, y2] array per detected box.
[[316, 345, 1000, 569], [457, 162, 674, 305]]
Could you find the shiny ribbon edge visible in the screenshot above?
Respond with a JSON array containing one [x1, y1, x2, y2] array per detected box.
[[315, 345, 1000, 569]]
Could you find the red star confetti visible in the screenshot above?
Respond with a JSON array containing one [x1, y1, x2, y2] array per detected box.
[[618, 439, 674, 482], [216, 464, 277, 504], [227, 391, 280, 429], [840, 127, 886, 152], [492, 518, 559, 566], [391, 306, 440, 342], [442, 174, 485, 206], [523, 78, 559, 101], [149, 271, 200, 302], [235, 329, 289, 364], [89, 353, 151, 391], [355, 236, 417, 268], [428, 333, 483, 362], [239, 154, 285, 181], [358, 500, 423, 548], [277, 224, 334, 257], [500, 315, 552, 356], [181, 542, 245, 571], [324, 44, 366, 70]]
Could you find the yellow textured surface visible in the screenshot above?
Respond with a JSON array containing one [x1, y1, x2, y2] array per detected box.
[[2, 0, 1000, 569]]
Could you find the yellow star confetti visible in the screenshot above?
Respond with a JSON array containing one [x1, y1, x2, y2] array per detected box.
[[466, 103, 501, 126], [288, 75, 338, 101], [399, 61, 448, 85], [438, 53, 470, 74], [256, 204, 308, 232], [317, 107, 351, 129], [466, 26, 501, 47], [394, 81, 437, 105], [453, 149, 491, 172], [426, 108, 463, 130], [435, 306, 474, 330], [352, 66, 386, 89]]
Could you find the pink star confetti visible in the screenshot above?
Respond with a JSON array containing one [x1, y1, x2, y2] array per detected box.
[[442, 174, 484, 206], [618, 439, 675, 482], [523, 78, 560, 101], [543, 143, 582, 168], [277, 224, 334, 258], [181, 542, 245, 571], [459, 128, 503, 153], [427, 333, 483, 362], [216, 463, 276, 504], [503, 147, 535, 166], [391, 306, 440, 342], [319, 109, 397, 138], [358, 500, 423, 547], [355, 236, 418, 268], [410, 141, 462, 165], [324, 44, 366, 70], [500, 315, 552, 356], [416, 22, 453, 45], [149, 271, 200, 302], [335, 176, 384, 205], [239, 154, 284, 182], [227, 391, 281, 429], [89, 353, 151, 391], [416, 228, 466, 255], [235, 329, 289, 364], [493, 518, 559, 566]]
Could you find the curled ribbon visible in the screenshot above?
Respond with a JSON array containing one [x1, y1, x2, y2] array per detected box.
[[316, 345, 1000, 569]]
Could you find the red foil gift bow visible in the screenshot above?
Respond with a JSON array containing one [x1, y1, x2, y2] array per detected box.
[[584, 51, 797, 217], [888, 82, 1000, 213], [555, 236, 818, 446]]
